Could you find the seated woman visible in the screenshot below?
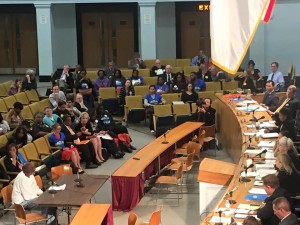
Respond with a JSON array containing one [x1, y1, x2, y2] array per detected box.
[[4, 143, 26, 180], [75, 112, 105, 163], [144, 85, 166, 133], [170, 72, 186, 93], [278, 136, 300, 171], [234, 69, 257, 93], [118, 79, 135, 115], [7, 79, 22, 96], [246, 60, 264, 92], [181, 83, 198, 103], [155, 76, 169, 95], [6, 126, 28, 149], [111, 69, 126, 91], [94, 70, 110, 96], [32, 112, 52, 140], [275, 153, 300, 195], [129, 69, 145, 86], [48, 123, 84, 174], [43, 106, 61, 128], [0, 113, 10, 135], [74, 93, 88, 113]]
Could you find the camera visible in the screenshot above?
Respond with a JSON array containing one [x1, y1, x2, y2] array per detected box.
[[196, 99, 206, 107]]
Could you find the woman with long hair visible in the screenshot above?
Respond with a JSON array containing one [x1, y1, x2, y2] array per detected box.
[[75, 112, 105, 163]]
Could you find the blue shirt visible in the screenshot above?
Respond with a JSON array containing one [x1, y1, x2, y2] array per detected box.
[[193, 79, 206, 92], [144, 93, 162, 105], [267, 71, 284, 91], [155, 84, 168, 94], [43, 114, 60, 128], [129, 76, 144, 86]]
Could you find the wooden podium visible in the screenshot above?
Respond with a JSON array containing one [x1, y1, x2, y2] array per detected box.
[[198, 158, 236, 186]]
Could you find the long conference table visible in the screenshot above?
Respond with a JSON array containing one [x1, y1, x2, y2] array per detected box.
[[112, 121, 203, 211], [200, 93, 273, 224]]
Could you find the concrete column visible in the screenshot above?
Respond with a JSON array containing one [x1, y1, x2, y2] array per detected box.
[[138, 2, 156, 59], [35, 3, 54, 81]]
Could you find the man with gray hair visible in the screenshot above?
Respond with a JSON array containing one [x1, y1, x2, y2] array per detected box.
[[52, 64, 74, 92], [22, 68, 37, 91], [273, 197, 298, 225]]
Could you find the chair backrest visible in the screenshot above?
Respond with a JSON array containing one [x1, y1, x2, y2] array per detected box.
[[25, 89, 40, 102], [14, 92, 30, 105], [201, 124, 216, 138], [1, 184, 13, 206], [2, 80, 13, 92], [5, 131, 14, 140], [176, 58, 191, 67], [29, 102, 42, 115], [39, 99, 52, 111], [33, 137, 51, 157], [137, 68, 150, 77], [3, 95, 17, 110], [20, 105, 34, 120], [185, 151, 195, 170], [222, 81, 239, 91], [198, 129, 206, 147], [149, 209, 161, 225], [160, 58, 176, 67], [172, 103, 190, 116], [143, 77, 157, 85], [172, 67, 183, 74], [183, 66, 198, 76], [0, 156, 8, 172], [205, 82, 222, 92], [128, 212, 138, 225], [51, 164, 72, 181], [0, 99, 8, 113], [0, 84, 7, 97], [154, 104, 173, 116], [120, 69, 133, 78], [87, 71, 98, 81], [18, 148, 28, 161], [14, 203, 27, 221], [22, 143, 41, 162], [99, 87, 117, 99], [125, 95, 144, 109], [34, 175, 43, 189], [198, 91, 216, 101], [143, 59, 156, 68], [134, 85, 150, 97], [189, 141, 202, 159], [0, 135, 8, 148], [161, 93, 180, 104], [176, 163, 183, 180]]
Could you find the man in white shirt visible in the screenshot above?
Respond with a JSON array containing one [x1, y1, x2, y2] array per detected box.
[[12, 162, 56, 225], [267, 62, 285, 92], [273, 197, 299, 225]]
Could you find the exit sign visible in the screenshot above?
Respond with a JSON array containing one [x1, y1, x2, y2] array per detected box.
[[199, 4, 210, 11]]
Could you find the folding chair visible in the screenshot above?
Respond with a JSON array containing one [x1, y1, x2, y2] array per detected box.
[[125, 95, 145, 126], [3, 95, 17, 110], [14, 203, 47, 224]]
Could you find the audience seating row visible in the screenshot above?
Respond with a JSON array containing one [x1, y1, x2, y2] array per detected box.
[[0, 80, 13, 98]]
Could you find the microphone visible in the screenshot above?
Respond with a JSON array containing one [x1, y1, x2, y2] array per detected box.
[[242, 135, 255, 149], [240, 164, 254, 182], [227, 186, 238, 196], [215, 210, 223, 225], [252, 149, 267, 158], [162, 129, 170, 144], [74, 172, 84, 188]]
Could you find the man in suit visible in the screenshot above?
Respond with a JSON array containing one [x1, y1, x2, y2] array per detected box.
[[257, 174, 293, 225], [273, 197, 299, 225], [269, 85, 299, 120], [104, 61, 117, 79], [261, 80, 279, 112], [60, 115, 98, 169], [51, 65, 74, 92], [162, 65, 176, 87]]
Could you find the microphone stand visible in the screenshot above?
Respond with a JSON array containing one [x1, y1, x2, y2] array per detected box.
[[74, 172, 84, 188], [241, 166, 252, 182], [215, 211, 223, 225], [162, 133, 169, 144], [246, 103, 250, 115]]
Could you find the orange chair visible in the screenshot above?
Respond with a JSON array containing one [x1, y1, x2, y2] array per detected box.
[[14, 203, 48, 224], [51, 164, 72, 181], [128, 212, 138, 225]]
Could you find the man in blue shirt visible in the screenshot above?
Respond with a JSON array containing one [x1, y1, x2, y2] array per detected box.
[[190, 72, 206, 92], [267, 62, 285, 92]]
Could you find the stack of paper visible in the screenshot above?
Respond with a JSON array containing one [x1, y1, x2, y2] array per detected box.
[[209, 216, 231, 223], [261, 133, 279, 139], [258, 141, 275, 148], [248, 188, 266, 195], [49, 184, 66, 191], [237, 204, 261, 211]]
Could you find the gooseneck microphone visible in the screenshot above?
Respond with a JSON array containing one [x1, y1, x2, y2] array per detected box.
[[215, 210, 223, 225], [240, 164, 254, 182], [252, 149, 267, 158], [162, 129, 170, 144]]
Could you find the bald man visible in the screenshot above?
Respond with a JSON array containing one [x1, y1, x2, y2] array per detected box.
[[150, 59, 166, 76]]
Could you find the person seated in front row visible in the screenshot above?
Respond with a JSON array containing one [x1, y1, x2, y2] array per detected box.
[[210, 65, 231, 82], [12, 162, 57, 225], [234, 70, 257, 93], [155, 76, 169, 95], [277, 136, 300, 171], [194, 98, 216, 126], [6, 101, 24, 130], [162, 65, 176, 87], [189, 72, 206, 92], [32, 112, 52, 140], [260, 80, 279, 112], [272, 197, 299, 225], [170, 72, 186, 93], [256, 174, 293, 225], [94, 69, 110, 96], [144, 85, 166, 133], [48, 123, 84, 173], [60, 115, 98, 169], [43, 106, 61, 128], [181, 83, 198, 103], [129, 69, 145, 86], [150, 59, 165, 76], [274, 153, 300, 195]]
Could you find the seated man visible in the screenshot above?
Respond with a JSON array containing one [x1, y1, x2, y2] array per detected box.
[[49, 83, 66, 109], [273, 197, 299, 225], [267, 62, 284, 92], [191, 50, 209, 66], [128, 52, 146, 69], [12, 162, 56, 225], [6, 102, 24, 130], [104, 61, 117, 79], [257, 174, 293, 225], [162, 65, 176, 86], [210, 65, 231, 82], [197, 64, 212, 82], [194, 98, 216, 126], [51, 64, 74, 93], [53, 100, 75, 121], [150, 59, 165, 76], [189, 72, 206, 92], [260, 80, 279, 112]]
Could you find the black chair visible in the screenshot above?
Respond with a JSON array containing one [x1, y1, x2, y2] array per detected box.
[[155, 115, 175, 137]]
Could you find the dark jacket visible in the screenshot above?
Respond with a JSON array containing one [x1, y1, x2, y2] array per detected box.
[[262, 91, 279, 112], [279, 213, 299, 225], [194, 106, 216, 126], [277, 169, 300, 195]]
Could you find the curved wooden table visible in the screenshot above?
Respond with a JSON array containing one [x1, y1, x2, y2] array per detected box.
[[200, 93, 272, 224]]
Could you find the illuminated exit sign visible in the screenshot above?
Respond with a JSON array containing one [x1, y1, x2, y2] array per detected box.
[[199, 4, 210, 11]]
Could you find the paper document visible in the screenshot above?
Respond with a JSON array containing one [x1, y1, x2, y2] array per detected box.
[[258, 141, 275, 147], [98, 134, 113, 140], [234, 214, 249, 219], [255, 164, 274, 169], [237, 204, 261, 210], [254, 181, 263, 186], [172, 101, 184, 104], [49, 184, 66, 191], [261, 133, 278, 138], [234, 208, 250, 214], [243, 132, 257, 136], [249, 188, 267, 195], [209, 216, 231, 223], [243, 100, 257, 104], [245, 149, 266, 154], [257, 169, 277, 175]]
